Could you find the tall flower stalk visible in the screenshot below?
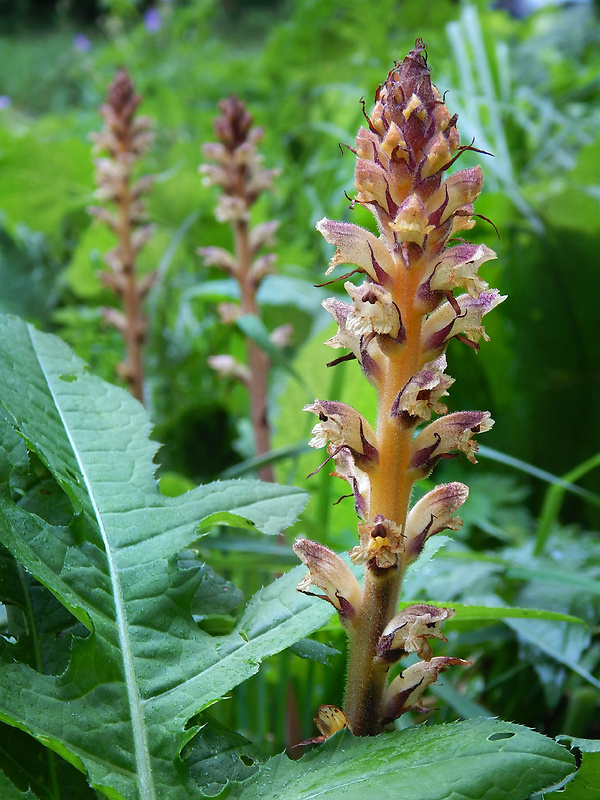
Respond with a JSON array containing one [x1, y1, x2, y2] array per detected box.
[[294, 40, 505, 736], [89, 68, 155, 404], [200, 95, 285, 483]]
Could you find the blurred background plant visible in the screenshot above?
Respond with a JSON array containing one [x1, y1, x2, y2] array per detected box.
[[0, 0, 599, 765], [89, 66, 156, 402]]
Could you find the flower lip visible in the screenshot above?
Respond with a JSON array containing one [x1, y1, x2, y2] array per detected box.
[[376, 604, 456, 662]]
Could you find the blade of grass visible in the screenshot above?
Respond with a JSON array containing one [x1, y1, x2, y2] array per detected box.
[[478, 445, 600, 507], [535, 451, 600, 555]]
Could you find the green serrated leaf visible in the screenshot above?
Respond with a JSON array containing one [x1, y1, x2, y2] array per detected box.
[[182, 714, 264, 798], [231, 719, 575, 800], [547, 741, 600, 800], [0, 315, 315, 800], [0, 763, 39, 800]]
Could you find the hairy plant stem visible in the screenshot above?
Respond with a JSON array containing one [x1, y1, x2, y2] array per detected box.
[[344, 567, 402, 735], [344, 266, 424, 735], [118, 183, 145, 404], [234, 218, 274, 483]]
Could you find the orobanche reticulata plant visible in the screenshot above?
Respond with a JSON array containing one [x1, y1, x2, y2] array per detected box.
[[294, 38, 500, 735], [0, 39, 582, 800]]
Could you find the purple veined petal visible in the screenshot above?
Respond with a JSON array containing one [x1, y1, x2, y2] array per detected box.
[[293, 539, 362, 625], [382, 657, 469, 722], [404, 481, 469, 562], [410, 410, 494, 473], [316, 217, 396, 284], [304, 399, 378, 464]]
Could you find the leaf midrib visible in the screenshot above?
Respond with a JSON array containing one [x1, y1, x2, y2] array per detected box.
[[30, 328, 155, 800]]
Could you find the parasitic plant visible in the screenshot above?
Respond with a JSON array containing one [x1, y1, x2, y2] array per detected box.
[[200, 95, 287, 483], [294, 39, 505, 736], [89, 68, 155, 404]]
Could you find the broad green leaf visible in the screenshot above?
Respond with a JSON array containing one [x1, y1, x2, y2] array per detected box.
[[289, 638, 339, 665], [232, 719, 575, 800], [0, 316, 321, 800], [176, 553, 244, 617], [548, 738, 600, 800], [182, 715, 264, 798], [0, 125, 93, 238]]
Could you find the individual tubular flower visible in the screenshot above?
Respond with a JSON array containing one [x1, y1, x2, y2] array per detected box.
[[376, 605, 456, 662], [390, 355, 454, 423], [88, 68, 155, 403], [295, 40, 503, 736], [305, 400, 378, 468], [199, 95, 282, 482], [293, 539, 362, 628], [381, 657, 470, 723], [404, 482, 469, 564], [410, 411, 494, 475], [349, 514, 404, 568]]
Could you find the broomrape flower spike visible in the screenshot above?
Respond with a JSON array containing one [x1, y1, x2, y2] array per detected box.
[[295, 40, 504, 736], [88, 68, 155, 404], [199, 95, 283, 483]]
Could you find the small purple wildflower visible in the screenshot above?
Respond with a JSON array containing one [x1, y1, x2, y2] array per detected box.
[[73, 33, 92, 53], [0, 96, 11, 110], [143, 8, 162, 33]]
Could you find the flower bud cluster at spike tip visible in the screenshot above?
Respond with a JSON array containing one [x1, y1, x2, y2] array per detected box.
[[295, 40, 505, 737], [199, 94, 280, 225], [198, 95, 283, 484]]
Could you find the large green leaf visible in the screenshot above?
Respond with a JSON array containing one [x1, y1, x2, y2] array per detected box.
[[548, 738, 600, 800], [231, 719, 575, 800], [0, 315, 328, 800]]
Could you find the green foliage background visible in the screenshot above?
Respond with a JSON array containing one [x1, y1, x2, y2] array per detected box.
[[0, 0, 599, 795]]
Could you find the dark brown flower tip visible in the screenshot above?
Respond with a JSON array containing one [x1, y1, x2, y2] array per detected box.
[[105, 68, 141, 123], [214, 94, 254, 151]]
